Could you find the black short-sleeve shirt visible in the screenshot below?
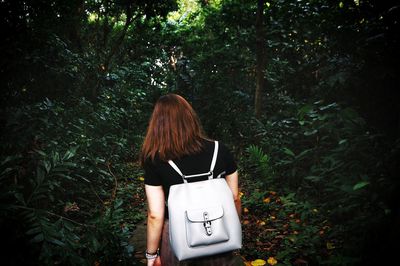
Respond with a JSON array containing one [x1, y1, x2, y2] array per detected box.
[[144, 139, 237, 201]]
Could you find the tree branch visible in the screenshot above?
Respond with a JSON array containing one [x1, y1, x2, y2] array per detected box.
[[10, 205, 94, 228], [103, 3, 141, 71], [107, 162, 118, 202]]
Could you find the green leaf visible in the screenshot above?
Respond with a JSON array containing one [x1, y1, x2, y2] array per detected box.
[[54, 173, 73, 180], [319, 102, 338, 111], [15, 193, 26, 205], [43, 160, 52, 173], [283, 148, 295, 157], [34, 149, 46, 157], [304, 176, 322, 182], [61, 162, 76, 168], [99, 169, 111, 176], [31, 233, 44, 243], [49, 237, 66, 247], [297, 104, 313, 119], [353, 181, 370, 190], [0, 167, 14, 179], [1, 155, 21, 166], [304, 129, 317, 136], [26, 226, 42, 235], [76, 174, 91, 183], [296, 149, 312, 159], [114, 198, 123, 209], [63, 146, 79, 160]]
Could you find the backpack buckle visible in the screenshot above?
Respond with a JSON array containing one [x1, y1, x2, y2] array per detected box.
[[208, 171, 214, 180], [203, 212, 212, 236]]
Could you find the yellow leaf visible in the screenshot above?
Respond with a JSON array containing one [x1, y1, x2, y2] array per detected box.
[[259, 221, 266, 226], [244, 207, 249, 213], [251, 259, 267, 266], [263, 197, 271, 203], [239, 192, 244, 199], [339, 2, 344, 8], [326, 241, 335, 250], [138, 177, 144, 181], [267, 257, 278, 265]]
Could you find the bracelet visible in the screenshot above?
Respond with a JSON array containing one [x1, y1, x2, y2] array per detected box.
[[145, 248, 159, 260]]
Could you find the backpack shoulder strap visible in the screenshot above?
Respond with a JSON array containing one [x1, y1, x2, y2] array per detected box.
[[168, 160, 187, 183], [209, 141, 219, 173], [168, 140, 219, 183]]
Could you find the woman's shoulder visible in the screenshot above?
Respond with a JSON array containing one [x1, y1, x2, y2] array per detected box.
[[201, 138, 234, 154], [143, 153, 163, 169]]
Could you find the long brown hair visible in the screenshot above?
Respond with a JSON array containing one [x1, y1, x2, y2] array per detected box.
[[140, 94, 207, 164]]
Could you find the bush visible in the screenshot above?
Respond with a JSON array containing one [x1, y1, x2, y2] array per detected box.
[[0, 91, 148, 264]]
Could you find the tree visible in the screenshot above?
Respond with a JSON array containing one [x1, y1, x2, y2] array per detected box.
[[255, 0, 266, 118]]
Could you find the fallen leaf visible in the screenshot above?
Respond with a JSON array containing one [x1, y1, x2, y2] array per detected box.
[[267, 257, 278, 265], [326, 241, 335, 250], [251, 259, 267, 266]]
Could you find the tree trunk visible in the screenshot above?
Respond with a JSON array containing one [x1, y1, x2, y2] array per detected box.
[[255, 0, 266, 118]]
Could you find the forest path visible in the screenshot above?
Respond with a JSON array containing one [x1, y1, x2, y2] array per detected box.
[[130, 217, 147, 265]]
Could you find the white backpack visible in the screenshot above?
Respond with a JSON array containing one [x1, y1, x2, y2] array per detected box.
[[167, 141, 242, 261]]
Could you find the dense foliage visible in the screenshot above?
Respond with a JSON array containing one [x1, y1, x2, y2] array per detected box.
[[1, 0, 398, 265]]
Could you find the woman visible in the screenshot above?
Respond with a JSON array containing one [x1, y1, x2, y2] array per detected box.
[[140, 94, 241, 266]]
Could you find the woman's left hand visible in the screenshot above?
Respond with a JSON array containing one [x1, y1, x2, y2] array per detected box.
[[147, 256, 161, 266]]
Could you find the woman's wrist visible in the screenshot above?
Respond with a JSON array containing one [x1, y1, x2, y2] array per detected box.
[[145, 248, 159, 260]]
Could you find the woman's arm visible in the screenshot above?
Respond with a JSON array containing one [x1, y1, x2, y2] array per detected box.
[[225, 170, 242, 217], [145, 185, 165, 266]]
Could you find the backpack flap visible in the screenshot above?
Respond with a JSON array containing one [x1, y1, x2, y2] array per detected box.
[[185, 205, 229, 247], [186, 205, 224, 222]]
